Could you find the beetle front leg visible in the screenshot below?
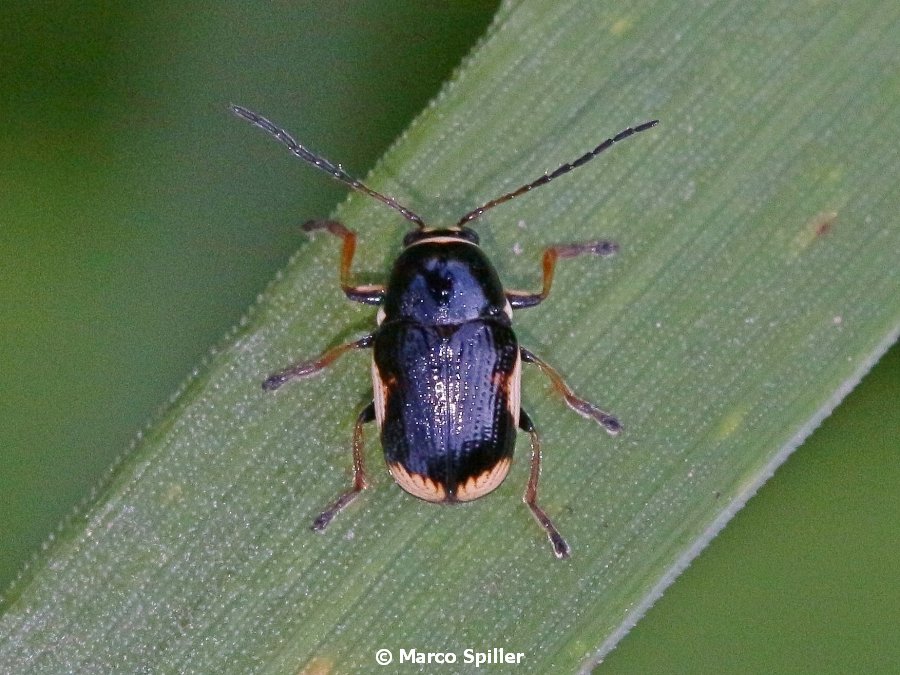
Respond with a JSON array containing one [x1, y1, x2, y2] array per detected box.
[[302, 219, 385, 305], [519, 409, 570, 559], [520, 347, 622, 435], [506, 239, 618, 309], [262, 334, 373, 391], [312, 402, 375, 531]]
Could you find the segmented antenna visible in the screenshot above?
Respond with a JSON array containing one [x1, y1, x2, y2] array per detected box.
[[456, 119, 659, 227], [231, 105, 426, 229]]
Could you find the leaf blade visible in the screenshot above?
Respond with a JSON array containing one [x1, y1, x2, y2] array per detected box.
[[2, 0, 898, 672]]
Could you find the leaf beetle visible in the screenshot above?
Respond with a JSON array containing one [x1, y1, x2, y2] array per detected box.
[[233, 104, 657, 558]]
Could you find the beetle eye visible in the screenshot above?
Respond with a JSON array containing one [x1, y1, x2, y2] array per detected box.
[[455, 228, 480, 245]]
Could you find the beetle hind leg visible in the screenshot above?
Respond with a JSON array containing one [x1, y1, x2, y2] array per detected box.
[[312, 402, 375, 532], [520, 410, 571, 559], [520, 347, 621, 435]]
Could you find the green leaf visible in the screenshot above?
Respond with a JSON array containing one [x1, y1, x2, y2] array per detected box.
[[1, 0, 897, 672]]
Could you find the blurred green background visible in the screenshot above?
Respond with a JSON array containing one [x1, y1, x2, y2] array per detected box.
[[1, 2, 896, 672]]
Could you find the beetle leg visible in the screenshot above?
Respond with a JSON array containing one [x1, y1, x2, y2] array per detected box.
[[262, 334, 373, 391], [312, 402, 375, 531], [506, 240, 618, 309], [519, 409, 570, 559], [302, 219, 385, 305], [520, 347, 622, 435]]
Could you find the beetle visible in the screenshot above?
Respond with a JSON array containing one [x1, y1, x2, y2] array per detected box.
[[232, 104, 657, 558]]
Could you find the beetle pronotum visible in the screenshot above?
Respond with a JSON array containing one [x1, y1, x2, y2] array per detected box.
[[233, 104, 657, 558]]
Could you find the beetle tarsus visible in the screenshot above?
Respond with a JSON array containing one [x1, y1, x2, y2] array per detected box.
[[263, 335, 374, 392], [526, 498, 572, 560], [569, 398, 623, 435], [506, 238, 619, 309], [519, 409, 572, 558], [262, 373, 288, 391], [311, 403, 374, 532], [588, 240, 618, 256], [312, 471, 370, 532], [520, 347, 621, 436], [312, 489, 362, 532], [556, 239, 619, 258], [261, 362, 317, 390], [548, 526, 572, 559], [596, 413, 622, 435]]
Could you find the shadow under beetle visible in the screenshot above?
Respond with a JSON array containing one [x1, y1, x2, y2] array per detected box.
[[233, 104, 657, 558]]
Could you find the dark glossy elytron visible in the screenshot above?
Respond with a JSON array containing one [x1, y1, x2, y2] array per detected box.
[[376, 236, 518, 504], [233, 104, 657, 558]]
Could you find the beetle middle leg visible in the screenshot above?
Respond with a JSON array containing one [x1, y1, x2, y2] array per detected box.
[[312, 402, 375, 532], [520, 347, 622, 435], [302, 219, 385, 305], [519, 410, 570, 559], [262, 334, 373, 391], [506, 240, 618, 309]]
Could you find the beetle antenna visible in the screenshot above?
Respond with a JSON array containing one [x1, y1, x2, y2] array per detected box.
[[456, 119, 659, 227], [231, 105, 427, 229]]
